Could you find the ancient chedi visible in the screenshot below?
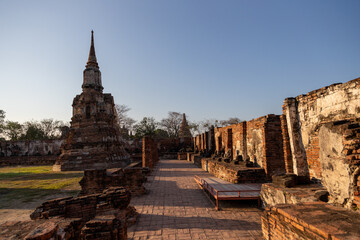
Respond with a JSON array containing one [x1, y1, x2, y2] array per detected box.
[[53, 31, 130, 171], [178, 113, 192, 138]]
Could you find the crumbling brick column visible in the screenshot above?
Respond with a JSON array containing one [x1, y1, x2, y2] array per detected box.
[[280, 113, 293, 173], [283, 98, 309, 179], [142, 136, 158, 169]]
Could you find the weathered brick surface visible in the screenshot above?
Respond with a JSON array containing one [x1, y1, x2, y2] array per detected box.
[[142, 136, 158, 169], [178, 152, 187, 160], [31, 187, 131, 221], [202, 158, 266, 183], [28, 187, 132, 240], [81, 215, 127, 240], [260, 183, 326, 207], [0, 139, 63, 166], [0, 155, 58, 166], [282, 78, 360, 180], [211, 115, 285, 178], [0, 139, 63, 157], [280, 114, 293, 173], [79, 167, 147, 196], [262, 202, 360, 240]]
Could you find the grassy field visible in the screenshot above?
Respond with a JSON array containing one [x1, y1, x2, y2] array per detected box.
[[0, 166, 83, 209]]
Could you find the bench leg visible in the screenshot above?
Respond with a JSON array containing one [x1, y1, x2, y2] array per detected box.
[[216, 198, 219, 211]]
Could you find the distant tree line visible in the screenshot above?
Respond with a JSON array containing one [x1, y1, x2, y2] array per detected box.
[[0, 106, 242, 141], [0, 110, 69, 141], [115, 105, 242, 139]]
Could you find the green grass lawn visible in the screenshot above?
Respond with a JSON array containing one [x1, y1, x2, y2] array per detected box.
[[0, 166, 83, 208]]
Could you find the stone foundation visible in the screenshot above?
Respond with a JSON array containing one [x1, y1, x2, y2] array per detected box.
[[0, 155, 58, 166], [27, 187, 134, 240], [201, 158, 266, 183], [260, 183, 327, 207], [159, 152, 177, 160], [79, 167, 147, 196], [262, 202, 360, 240], [177, 152, 187, 160], [192, 154, 202, 167]]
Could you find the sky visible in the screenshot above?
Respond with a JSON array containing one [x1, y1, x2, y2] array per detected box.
[[0, 0, 359, 124]]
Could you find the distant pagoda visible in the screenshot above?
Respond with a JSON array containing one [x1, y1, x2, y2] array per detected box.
[[179, 113, 192, 138], [53, 31, 131, 171]]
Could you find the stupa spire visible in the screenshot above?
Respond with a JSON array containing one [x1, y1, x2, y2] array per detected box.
[[86, 30, 99, 69], [82, 30, 103, 91]]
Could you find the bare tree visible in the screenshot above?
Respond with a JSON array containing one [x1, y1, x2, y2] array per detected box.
[[115, 104, 136, 132], [40, 119, 67, 138], [160, 112, 182, 138], [0, 110, 5, 136]]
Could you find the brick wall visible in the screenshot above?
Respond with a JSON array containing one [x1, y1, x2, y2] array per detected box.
[[263, 115, 285, 176], [0, 140, 63, 166], [306, 131, 321, 180], [246, 116, 266, 167], [247, 115, 285, 176], [283, 78, 360, 179], [232, 122, 247, 161], [0, 155, 58, 166], [342, 120, 360, 209], [0, 139, 63, 157]]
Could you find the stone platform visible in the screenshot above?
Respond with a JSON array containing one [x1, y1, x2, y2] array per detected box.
[[262, 202, 360, 240], [201, 158, 266, 184]]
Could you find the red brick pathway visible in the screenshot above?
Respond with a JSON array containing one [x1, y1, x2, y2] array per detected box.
[[128, 160, 263, 240]]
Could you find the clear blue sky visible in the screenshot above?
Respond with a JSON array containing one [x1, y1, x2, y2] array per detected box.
[[1, 0, 359, 124]]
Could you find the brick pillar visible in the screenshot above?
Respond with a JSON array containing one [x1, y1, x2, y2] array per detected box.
[[263, 115, 285, 177], [143, 136, 158, 169], [209, 125, 215, 153], [283, 98, 309, 179], [241, 122, 247, 161], [280, 113, 293, 173]]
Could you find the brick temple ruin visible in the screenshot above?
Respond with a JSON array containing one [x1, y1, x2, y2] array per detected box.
[[53, 31, 131, 171], [190, 77, 360, 239], [1, 32, 360, 240]]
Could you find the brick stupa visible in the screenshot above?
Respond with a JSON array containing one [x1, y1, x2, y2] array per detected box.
[[53, 31, 131, 171], [179, 113, 192, 138]]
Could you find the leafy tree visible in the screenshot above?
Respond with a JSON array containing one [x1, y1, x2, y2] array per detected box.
[[20, 121, 46, 140], [160, 111, 182, 138], [134, 117, 158, 138], [4, 121, 23, 141], [154, 129, 170, 139]]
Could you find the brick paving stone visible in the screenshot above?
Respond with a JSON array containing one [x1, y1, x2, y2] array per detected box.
[[128, 160, 263, 240]]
